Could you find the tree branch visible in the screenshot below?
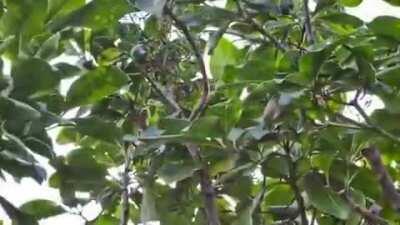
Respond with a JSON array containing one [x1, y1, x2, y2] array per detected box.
[[165, 7, 210, 121], [326, 92, 400, 144], [344, 193, 388, 225], [235, 0, 287, 51], [350, 97, 400, 144], [144, 75, 182, 116], [302, 0, 315, 44], [362, 147, 400, 213], [164, 6, 221, 225]]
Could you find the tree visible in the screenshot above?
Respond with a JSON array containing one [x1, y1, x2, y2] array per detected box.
[[0, 0, 400, 224]]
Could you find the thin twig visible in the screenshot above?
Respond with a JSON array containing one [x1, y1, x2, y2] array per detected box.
[[345, 194, 388, 225], [165, 7, 210, 121], [350, 93, 400, 144], [302, 0, 315, 44], [144, 75, 182, 115], [235, 0, 287, 51]]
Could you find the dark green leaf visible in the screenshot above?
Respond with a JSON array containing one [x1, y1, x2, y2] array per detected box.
[[11, 58, 60, 99], [49, 0, 130, 32], [19, 200, 64, 219], [0, 153, 46, 183], [303, 172, 352, 219], [157, 161, 200, 183], [74, 117, 123, 143], [382, 0, 400, 6], [368, 16, 400, 41], [0, 97, 41, 121], [66, 66, 128, 106]]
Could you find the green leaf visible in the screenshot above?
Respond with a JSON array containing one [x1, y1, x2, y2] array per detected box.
[[0, 97, 41, 121], [55, 63, 82, 80], [263, 184, 294, 206], [11, 58, 60, 99], [298, 48, 330, 84], [262, 154, 289, 178], [339, 0, 362, 7], [49, 0, 130, 32], [186, 116, 225, 140], [0, 153, 46, 183], [382, 0, 400, 6], [0, 0, 47, 56], [35, 33, 61, 60], [92, 215, 119, 225], [0, 196, 38, 225], [303, 172, 352, 220], [19, 200, 64, 219], [210, 38, 243, 81], [319, 13, 363, 35], [74, 117, 123, 143], [181, 5, 236, 30], [158, 118, 190, 134], [50, 149, 108, 191], [226, 46, 277, 82], [157, 161, 200, 183], [47, 0, 86, 20], [66, 66, 128, 106], [377, 65, 400, 87], [209, 152, 239, 176], [368, 16, 400, 42]]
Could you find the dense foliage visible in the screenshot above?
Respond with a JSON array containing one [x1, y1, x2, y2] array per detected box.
[[1, 0, 400, 224]]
